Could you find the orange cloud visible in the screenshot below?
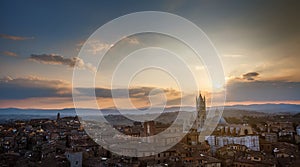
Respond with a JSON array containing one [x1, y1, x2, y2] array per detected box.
[[0, 33, 34, 41], [29, 54, 96, 72], [0, 97, 74, 109], [2, 51, 18, 57]]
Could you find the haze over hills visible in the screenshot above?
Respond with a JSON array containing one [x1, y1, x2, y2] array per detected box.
[[0, 103, 299, 123], [224, 103, 300, 114]]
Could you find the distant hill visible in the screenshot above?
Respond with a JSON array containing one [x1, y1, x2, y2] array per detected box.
[[224, 104, 300, 114], [222, 109, 266, 118], [0, 103, 299, 123], [0, 107, 193, 123], [294, 112, 300, 117]]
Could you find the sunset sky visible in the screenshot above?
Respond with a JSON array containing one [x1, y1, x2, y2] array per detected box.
[[1, 0, 300, 109]]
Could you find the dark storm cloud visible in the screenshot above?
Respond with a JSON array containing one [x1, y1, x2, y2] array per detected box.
[[242, 72, 259, 81], [0, 34, 34, 41], [29, 54, 84, 68], [0, 77, 71, 100], [226, 80, 300, 102]]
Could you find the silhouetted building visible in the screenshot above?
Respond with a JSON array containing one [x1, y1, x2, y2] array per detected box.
[[57, 112, 60, 122], [195, 93, 206, 132]]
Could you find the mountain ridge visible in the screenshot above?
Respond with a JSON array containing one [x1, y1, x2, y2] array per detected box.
[[1, 103, 299, 114]]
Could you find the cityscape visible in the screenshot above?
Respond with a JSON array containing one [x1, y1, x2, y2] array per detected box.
[[1, 1, 300, 167], [1, 94, 300, 166]]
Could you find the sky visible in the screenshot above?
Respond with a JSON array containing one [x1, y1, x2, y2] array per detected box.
[[0, 0, 300, 109]]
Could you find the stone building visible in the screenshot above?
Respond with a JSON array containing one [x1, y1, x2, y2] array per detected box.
[[206, 124, 260, 154], [194, 93, 207, 132]]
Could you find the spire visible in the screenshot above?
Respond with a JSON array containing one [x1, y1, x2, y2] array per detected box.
[[203, 96, 206, 108], [56, 112, 60, 122], [199, 93, 203, 101]]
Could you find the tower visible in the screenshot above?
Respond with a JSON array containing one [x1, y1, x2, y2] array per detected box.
[[195, 93, 206, 132], [56, 112, 60, 122], [143, 121, 155, 143]]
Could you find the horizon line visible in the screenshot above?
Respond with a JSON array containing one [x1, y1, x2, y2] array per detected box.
[[1, 101, 300, 110]]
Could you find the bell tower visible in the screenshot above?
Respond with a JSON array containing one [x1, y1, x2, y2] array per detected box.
[[195, 93, 206, 132]]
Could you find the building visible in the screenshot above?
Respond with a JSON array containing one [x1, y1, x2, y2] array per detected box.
[[233, 156, 276, 167], [194, 93, 207, 132], [182, 153, 221, 167], [265, 132, 278, 143], [182, 128, 199, 145], [217, 144, 276, 167], [65, 151, 82, 167], [183, 93, 208, 141], [296, 125, 300, 136], [259, 139, 273, 154], [207, 135, 260, 154], [206, 124, 260, 154]]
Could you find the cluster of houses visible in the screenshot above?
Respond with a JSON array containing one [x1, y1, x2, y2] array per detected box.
[[0, 95, 300, 166]]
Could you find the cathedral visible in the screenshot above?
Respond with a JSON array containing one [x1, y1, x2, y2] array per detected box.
[[194, 93, 207, 132], [182, 93, 207, 134], [182, 93, 208, 145]]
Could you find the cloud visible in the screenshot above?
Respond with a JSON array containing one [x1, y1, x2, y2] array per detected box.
[[0, 76, 186, 109], [0, 97, 74, 109], [76, 40, 85, 47], [223, 54, 245, 58], [226, 80, 300, 102], [252, 54, 300, 82], [77, 86, 184, 109], [242, 72, 259, 81], [29, 54, 96, 72], [0, 34, 34, 41], [164, 0, 187, 12], [29, 54, 83, 67], [83, 40, 111, 55], [0, 76, 183, 102], [84, 63, 97, 73], [0, 76, 72, 100], [122, 36, 140, 45], [77, 87, 181, 99], [1, 51, 18, 57], [77, 37, 141, 55], [76, 40, 85, 51]]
